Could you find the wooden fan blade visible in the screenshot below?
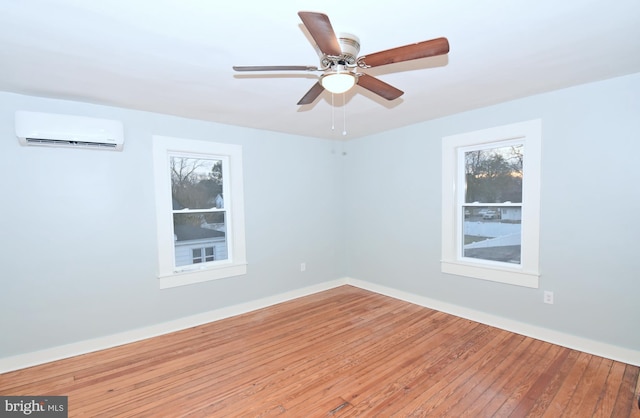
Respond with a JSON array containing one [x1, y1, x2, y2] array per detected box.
[[360, 37, 449, 68], [233, 65, 318, 72], [297, 82, 325, 105], [357, 74, 404, 100], [298, 11, 342, 56]]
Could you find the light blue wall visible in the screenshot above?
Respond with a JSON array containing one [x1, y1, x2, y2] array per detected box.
[[343, 72, 640, 351], [2, 72, 638, 359], [0, 92, 346, 357]]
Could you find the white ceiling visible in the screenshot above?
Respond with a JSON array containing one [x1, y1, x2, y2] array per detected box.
[[1, 0, 639, 140]]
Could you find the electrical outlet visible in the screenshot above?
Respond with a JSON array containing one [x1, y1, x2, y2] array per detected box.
[[543, 291, 554, 305], [300, 262, 306, 272]]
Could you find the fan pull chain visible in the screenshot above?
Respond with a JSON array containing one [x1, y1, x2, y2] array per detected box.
[[329, 93, 347, 136], [342, 93, 347, 136], [331, 93, 335, 131]]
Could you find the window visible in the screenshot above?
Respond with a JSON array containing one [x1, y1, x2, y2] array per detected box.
[[153, 136, 247, 289], [192, 247, 215, 264], [441, 120, 541, 288]]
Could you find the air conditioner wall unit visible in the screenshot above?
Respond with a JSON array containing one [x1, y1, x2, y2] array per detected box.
[[15, 111, 124, 151]]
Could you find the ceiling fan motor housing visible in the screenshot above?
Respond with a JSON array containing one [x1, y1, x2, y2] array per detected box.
[[337, 32, 360, 64], [320, 33, 361, 68]]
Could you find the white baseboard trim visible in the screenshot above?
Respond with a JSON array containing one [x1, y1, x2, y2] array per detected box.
[[347, 278, 640, 367], [0, 278, 348, 373], [2, 276, 638, 373]]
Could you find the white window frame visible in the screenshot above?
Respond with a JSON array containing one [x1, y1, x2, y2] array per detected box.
[[441, 120, 541, 288], [153, 135, 247, 289]]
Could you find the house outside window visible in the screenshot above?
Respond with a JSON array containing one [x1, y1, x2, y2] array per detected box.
[[441, 120, 541, 288], [153, 136, 247, 289]]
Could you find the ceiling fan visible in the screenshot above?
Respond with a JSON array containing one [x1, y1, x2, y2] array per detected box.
[[233, 11, 450, 105]]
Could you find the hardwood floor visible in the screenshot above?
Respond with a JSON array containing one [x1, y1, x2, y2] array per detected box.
[[1, 285, 638, 417]]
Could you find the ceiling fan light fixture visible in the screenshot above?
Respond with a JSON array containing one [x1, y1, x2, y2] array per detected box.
[[321, 72, 356, 94]]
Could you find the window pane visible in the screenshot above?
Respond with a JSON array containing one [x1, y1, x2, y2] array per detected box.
[[465, 145, 523, 203], [171, 156, 224, 210], [463, 206, 521, 264], [173, 212, 228, 267], [204, 247, 214, 262]]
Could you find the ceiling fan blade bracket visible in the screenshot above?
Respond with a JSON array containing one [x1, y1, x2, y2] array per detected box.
[[355, 58, 371, 69]]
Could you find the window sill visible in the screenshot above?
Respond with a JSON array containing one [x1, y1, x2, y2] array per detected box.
[[159, 263, 247, 289], [441, 260, 539, 288]]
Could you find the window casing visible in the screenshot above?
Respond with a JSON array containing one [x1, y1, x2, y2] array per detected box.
[[153, 136, 247, 289], [441, 120, 541, 288]]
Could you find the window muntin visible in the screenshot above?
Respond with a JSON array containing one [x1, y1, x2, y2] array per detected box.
[[441, 120, 541, 288]]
